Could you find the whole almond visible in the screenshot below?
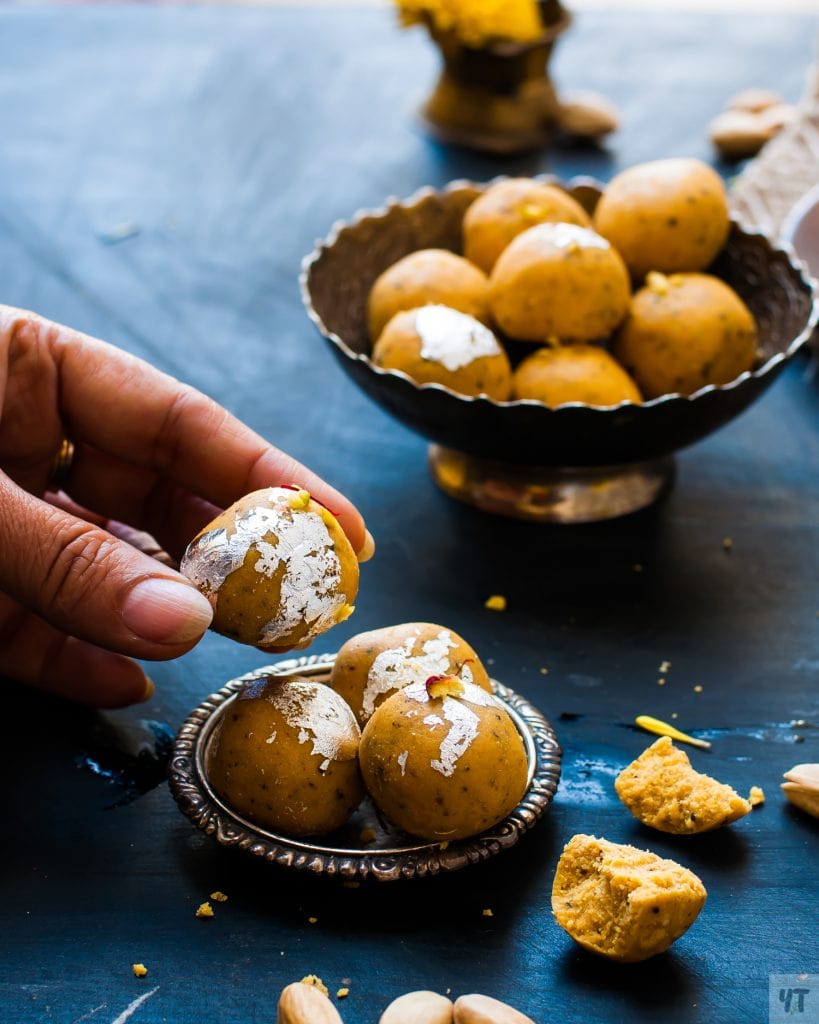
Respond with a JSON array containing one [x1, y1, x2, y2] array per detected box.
[[757, 103, 798, 133], [784, 763, 819, 788], [557, 90, 620, 139], [726, 87, 784, 113], [380, 990, 454, 1024], [782, 783, 819, 817], [708, 109, 772, 160], [278, 982, 344, 1024], [454, 994, 535, 1024], [782, 763, 819, 818]]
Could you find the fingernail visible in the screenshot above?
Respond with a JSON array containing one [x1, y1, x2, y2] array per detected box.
[[123, 577, 214, 645], [139, 676, 155, 703], [357, 529, 376, 563]]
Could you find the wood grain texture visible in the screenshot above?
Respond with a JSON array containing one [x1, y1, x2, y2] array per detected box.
[[0, 6, 816, 1024]]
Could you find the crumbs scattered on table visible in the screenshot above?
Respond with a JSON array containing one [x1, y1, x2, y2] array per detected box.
[[723, 537, 733, 552], [635, 714, 711, 750], [749, 786, 765, 807], [658, 678, 666, 686], [307, 916, 318, 925], [482, 908, 494, 917], [693, 684, 703, 693], [540, 667, 549, 675], [210, 891, 228, 902], [790, 720, 812, 744], [671, 712, 679, 720], [195, 902, 214, 919], [132, 963, 148, 978], [337, 987, 350, 999], [301, 976, 328, 996], [484, 594, 507, 611], [659, 660, 672, 674]]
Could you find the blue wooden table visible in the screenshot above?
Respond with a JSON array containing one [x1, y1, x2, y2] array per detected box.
[[0, 6, 817, 1023]]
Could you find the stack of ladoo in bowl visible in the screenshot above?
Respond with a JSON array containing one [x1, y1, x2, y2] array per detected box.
[[302, 158, 816, 521]]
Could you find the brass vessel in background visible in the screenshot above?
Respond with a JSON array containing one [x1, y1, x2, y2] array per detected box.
[[420, 0, 572, 154]]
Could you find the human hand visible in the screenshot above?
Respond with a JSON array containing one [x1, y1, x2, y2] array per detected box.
[[0, 306, 371, 708]]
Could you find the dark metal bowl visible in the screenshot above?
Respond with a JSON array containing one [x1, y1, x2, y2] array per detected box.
[[300, 179, 817, 469]]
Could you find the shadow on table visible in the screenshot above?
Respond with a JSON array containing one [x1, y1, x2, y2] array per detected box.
[[0, 683, 174, 814], [422, 133, 618, 189], [417, 465, 802, 646], [623, 821, 751, 873], [427, 490, 685, 618], [174, 802, 562, 938], [783, 802, 819, 836], [558, 945, 696, 1011]]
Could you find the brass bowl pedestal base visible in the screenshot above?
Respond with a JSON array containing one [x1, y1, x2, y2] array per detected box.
[[418, 1, 572, 155], [429, 445, 675, 523]]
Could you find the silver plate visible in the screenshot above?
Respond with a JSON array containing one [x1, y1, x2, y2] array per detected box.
[[169, 653, 562, 882]]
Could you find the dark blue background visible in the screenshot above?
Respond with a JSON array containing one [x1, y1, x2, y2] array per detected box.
[[0, 6, 817, 1023]]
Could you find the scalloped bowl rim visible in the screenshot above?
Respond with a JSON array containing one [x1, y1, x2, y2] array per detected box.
[[780, 181, 819, 284], [300, 176, 819, 414]]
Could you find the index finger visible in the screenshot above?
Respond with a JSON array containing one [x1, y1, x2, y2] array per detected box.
[[0, 306, 367, 553]]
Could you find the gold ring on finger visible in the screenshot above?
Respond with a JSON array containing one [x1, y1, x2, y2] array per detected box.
[[48, 438, 75, 492]]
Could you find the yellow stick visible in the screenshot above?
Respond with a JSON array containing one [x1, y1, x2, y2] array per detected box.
[[635, 715, 712, 750]]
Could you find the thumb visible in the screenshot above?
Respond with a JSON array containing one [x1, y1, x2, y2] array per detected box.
[[0, 474, 213, 659]]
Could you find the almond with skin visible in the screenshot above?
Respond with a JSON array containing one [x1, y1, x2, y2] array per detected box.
[[757, 103, 797, 133], [380, 990, 454, 1024], [278, 982, 344, 1024], [454, 994, 535, 1024], [557, 90, 620, 139], [725, 87, 784, 113], [708, 109, 772, 159]]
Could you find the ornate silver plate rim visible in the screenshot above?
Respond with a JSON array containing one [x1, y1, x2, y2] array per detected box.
[[169, 653, 562, 882]]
